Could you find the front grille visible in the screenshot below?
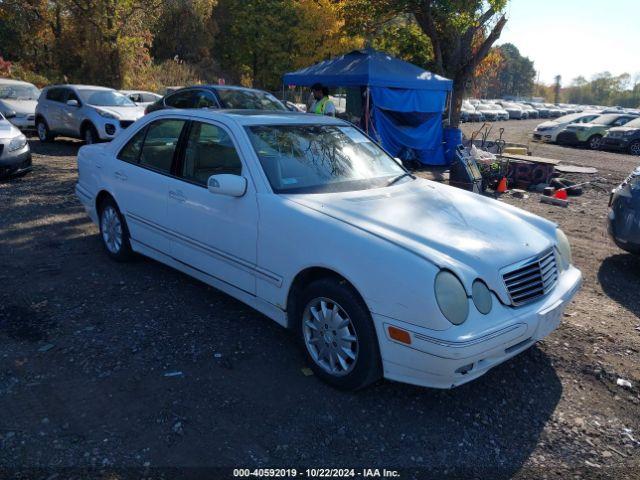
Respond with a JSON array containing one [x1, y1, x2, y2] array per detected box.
[[502, 249, 558, 306], [119, 120, 134, 129]]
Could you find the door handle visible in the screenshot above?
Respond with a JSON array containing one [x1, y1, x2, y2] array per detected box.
[[114, 171, 127, 181], [169, 190, 186, 202]]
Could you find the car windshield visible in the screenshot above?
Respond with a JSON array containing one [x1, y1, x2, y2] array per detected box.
[[623, 118, 640, 128], [0, 84, 40, 100], [216, 89, 285, 110], [246, 124, 408, 194], [78, 89, 136, 107], [557, 113, 590, 123]]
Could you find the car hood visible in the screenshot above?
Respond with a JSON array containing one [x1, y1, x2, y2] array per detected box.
[[608, 126, 639, 133], [0, 118, 22, 138], [287, 179, 556, 300], [536, 120, 560, 129], [90, 105, 145, 121], [0, 99, 37, 115]]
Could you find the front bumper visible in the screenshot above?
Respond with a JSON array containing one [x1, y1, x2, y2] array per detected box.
[[0, 145, 32, 177], [608, 195, 640, 253], [533, 129, 558, 142], [373, 266, 583, 389], [556, 131, 583, 145], [601, 137, 631, 152]]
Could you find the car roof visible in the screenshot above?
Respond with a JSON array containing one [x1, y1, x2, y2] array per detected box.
[[155, 109, 346, 127], [0, 78, 36, 86], [179, 84, 273, 95], [45, 84, 114, 91]]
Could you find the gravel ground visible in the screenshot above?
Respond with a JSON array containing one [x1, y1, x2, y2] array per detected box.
[[0, 121, 639, 479]]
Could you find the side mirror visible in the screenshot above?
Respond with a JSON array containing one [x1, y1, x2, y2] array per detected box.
[[207, 174, 247, 197], [66, 99, 79, 107]]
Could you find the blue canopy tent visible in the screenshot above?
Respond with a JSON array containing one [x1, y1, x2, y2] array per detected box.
[[283, 48, 453, 165]]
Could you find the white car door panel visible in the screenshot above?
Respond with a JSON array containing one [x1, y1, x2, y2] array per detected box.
[[112, 118, 186, 254], [167, 120, 258, 294]]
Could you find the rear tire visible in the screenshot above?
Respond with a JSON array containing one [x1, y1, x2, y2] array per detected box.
[[98, 197, 133, 262], [629, 141, 640, 156], [296, 277, 381, 391], [36, 119, 54, 142]]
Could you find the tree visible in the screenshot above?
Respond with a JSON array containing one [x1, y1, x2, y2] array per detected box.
[[372, 19, 433, 68], [485, 43, 535, 98], [341, 0, 509, 127]]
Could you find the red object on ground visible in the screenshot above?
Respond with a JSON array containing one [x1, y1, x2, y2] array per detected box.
[[496, 177, 508, 193], [554, 189, 568, 200]]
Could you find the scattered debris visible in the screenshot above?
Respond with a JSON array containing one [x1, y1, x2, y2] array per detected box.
[[301, 368, 314, 377], [556, 164, 598, 174], [37, 343, 55, 353], [616, 378, 632, 389], [510, 189, 528, 199], [541, 195, 569, 207], [163, 371, 183, 378]]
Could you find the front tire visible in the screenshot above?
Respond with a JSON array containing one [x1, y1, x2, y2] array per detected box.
[[98, 198, 133, 262], [629, 141, 640, 156], [83, 124, 99, 145], [296, 278, 381, 391], [587, 134, 602, 150]]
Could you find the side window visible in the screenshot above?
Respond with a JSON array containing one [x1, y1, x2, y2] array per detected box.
[[139, 119, 186, 173], [613, 117, 629, 127], [193, 90, 217, 109], [66, 90, 80, 104], [165, 90, 196, 109], [46, 88, 64, 102], [117, 127, 147, 163], [181, 122, 242, 186]]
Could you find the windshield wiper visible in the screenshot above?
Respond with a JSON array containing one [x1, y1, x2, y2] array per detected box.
[[386, 172, 415, 186]]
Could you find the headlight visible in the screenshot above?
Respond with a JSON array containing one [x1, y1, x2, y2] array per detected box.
[[434, 271, 469, 325], [8, 134, 27, 152], [556, 229, 572, 270], [472, 280, 492, 315], [2, 109, 17, 119], [96, 109, 118, 119]]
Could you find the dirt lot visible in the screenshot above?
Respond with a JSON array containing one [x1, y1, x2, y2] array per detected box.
[[1, 119, 639, 479]]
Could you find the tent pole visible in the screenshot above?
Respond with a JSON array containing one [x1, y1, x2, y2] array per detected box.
[[365, 87, 370, 135], [447, 91, 452, 125]]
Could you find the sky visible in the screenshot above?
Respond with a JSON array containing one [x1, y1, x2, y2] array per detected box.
[[497, 0, 640, 86]]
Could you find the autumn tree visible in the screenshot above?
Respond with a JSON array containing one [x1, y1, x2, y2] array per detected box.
[[341, 0, 509, 126]]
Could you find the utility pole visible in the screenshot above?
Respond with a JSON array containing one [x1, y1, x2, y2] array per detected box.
[[554, 75, 561, 104]]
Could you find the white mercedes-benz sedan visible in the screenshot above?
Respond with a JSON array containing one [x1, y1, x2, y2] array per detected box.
[[75, 110, 582, 390]]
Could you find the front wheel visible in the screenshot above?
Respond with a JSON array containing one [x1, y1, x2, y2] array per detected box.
[[83, 124, 99, 145], [36, 119, 54, 142], [587, 134, 602, 150], [629, 141, 640, 156], [99, 198, 133, 262], [297, 278, 381, 391]]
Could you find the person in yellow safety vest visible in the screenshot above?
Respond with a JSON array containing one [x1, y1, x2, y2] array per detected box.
[[309, 83, 336, 116]]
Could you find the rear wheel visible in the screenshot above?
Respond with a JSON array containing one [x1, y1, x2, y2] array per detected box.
[[98, 197, 133, 262], [296, 277, 381, 391], [587, 134, 602, 150], [36, 119, 54, 142], [629, 141, 640, 156]]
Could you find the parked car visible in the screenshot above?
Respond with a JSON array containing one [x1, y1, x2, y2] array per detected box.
[[462, 101, 483, 122], [527, 103, 550, 118], [75, 109, 582, 390], [0, 112, 32, 177], [533, 112, 601, 143], [498, 101, 528, 120], [475, 103, 508, 121], [120, 90, 162, 107], [601, 117, 640, 155], [0, 78, 40, 130], [608, 165, 640, 254], [518, 103, 539, 119], [556, 113, 639, 150], [145, 85, 287, 114], [35, 85, 145, 144]]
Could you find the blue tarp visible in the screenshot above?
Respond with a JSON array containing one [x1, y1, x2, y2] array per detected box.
[[283, 49, 453, 165]]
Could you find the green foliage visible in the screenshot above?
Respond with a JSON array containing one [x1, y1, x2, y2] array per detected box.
[[372, 21, 433, 68], [481, 43, 535, 97], [563, 73, 640, 107]]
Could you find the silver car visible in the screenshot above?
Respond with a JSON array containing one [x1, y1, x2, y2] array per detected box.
[[0, 78, 40, 130], [35, 85, 145, 144], [0, 113, 32, 177]]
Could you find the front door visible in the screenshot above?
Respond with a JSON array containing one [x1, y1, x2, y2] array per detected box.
[[60, 89, 82, 136], [167, 120, 258, 294], [112, 118, 187, 254]]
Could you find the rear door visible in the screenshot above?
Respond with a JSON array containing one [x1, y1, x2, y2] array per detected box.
[[111, 118, 187, 254]]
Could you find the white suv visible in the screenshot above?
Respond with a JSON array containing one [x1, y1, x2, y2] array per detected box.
[[35, 85, 145, 144]]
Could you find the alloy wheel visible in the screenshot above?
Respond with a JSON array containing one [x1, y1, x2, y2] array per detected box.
[[101, 206, 123, 254], [589, 136, 602, 150], [630, 142, 640, 156], [85, 128, 95, 144], [302, 297, 359, 377], [37, 122, 47, 141]]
